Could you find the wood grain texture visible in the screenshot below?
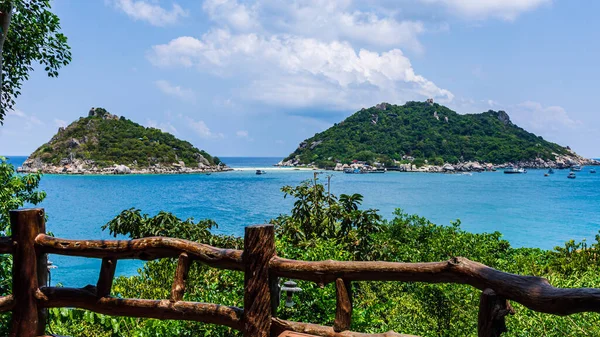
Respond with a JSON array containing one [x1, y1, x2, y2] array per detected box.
[[270, 256, 600, 315], [278, 332, 320, 337], [334, 278, 352, 332], [37, 286, 243, 330], [478, 289, 514, 337], [243, 225, 275, 337], [171, 253, 191, 302], [9, 208, 46, 337], [36, 234, 243, 270], [96, 257, 117, 298], [272, 318, 419, 337], [0, 295, 15, 312]]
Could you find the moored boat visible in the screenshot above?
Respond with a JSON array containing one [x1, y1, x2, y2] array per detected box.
[[568, 172, 576, 179], [571, 165, 582, 172], [504, 166, 526, 174], [591, 168, 597, 174], [344, 168, 361, 174], [256, 170, 266, 175]]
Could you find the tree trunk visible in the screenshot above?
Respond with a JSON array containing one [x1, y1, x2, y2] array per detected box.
[[0, 1, 14, 109]]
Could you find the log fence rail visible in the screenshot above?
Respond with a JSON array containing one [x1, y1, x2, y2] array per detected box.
[[0, 208, 599, 337]]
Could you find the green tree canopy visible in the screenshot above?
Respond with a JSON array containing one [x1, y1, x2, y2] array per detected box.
[[0, 0, 71, 122]]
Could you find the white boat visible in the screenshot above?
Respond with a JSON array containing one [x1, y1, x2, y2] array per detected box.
[[504, 166, 526, 174], [255, 170, 266, 175], [571, 165, 582, 172], [568, 172, 576, 179]]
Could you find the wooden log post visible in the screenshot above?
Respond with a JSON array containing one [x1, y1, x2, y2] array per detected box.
[[333, 278, 352, 332], [9, 208, 47, 337], [269, 274, 280, 316], [243, 224, 275, 337], [478, 288, 515, 337], [96, 257, 118, 298], [171, 253, 191, 302]]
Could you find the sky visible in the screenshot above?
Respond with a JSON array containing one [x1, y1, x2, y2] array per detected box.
[[1, 0, 599, 158]]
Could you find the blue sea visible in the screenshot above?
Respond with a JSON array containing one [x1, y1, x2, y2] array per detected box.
[[4, 156, 600, 287]]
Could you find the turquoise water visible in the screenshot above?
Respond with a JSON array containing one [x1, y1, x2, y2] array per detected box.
[[4, 156, 600, 287]]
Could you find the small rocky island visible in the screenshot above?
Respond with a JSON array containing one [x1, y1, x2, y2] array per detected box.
[[279, 100, 599, 172], [18, 107, 230, 175]]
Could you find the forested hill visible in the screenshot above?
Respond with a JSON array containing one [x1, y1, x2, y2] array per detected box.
[[284, 101, 574, 167], [20, 107, 222, 173]]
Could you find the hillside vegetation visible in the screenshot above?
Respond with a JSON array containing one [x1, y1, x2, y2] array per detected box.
[[285, 101, 571, 167], [27, 107, 220, 169]]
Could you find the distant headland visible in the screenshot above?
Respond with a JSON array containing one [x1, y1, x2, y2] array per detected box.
[[17, 107, 230, 175]]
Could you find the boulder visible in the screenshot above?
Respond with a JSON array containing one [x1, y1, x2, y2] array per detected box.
[[442, 163, 455, 172], [67, 138, 80, 148], [471, 162, 484, 172], [497, 110, 511, 125], [196, 154, 210, 166], [113, 165, 131, 174], [310, 140, 322, 150]]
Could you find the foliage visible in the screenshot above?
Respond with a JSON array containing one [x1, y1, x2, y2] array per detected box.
[[272, 175, 382, 260], [1, 0, 71, 122], [284, 101, 570, 167], [27, 111, 221, 168], [47, 179, 600, 336], [0, 157, 46, 334]]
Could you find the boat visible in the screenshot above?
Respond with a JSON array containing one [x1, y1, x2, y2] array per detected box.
[[591, 168, 597, 174], [548, 168, 555, 174], [255, 170, 266, 175], [368, 168, 386, 174], [544, 173, 549, 177], [504, 166, 526, 174], [567, 172, 576, 179], [571, 165, 582, 172], [343, 168, 360, 174]]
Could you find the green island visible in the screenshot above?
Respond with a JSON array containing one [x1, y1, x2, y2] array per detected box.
[[281, 101, 596, 171], [17, 108, 228, 174]]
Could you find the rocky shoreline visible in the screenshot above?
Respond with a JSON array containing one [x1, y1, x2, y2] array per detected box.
[[16, 158, 232, 175], [277, 154, 600, 173]]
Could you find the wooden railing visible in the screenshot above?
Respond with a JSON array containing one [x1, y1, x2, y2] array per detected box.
[[1, 208, 600, 337]]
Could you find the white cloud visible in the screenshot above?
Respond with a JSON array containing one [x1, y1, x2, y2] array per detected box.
[[202, 0, 425, 51], [203, 0, 260, 31], [513, 101, 581, 131], [487, 99, 498, 107], [54, 119, 68, 128], [236, 130, 249, 137], [154, 80, 195, 102], [111, 0, 188, 26], [182, 115, 224, 139], [148, 29, 453, 109], [146, 119, 178, 134], [6, 109, 41, 129], [420, 0, 550, 21]]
